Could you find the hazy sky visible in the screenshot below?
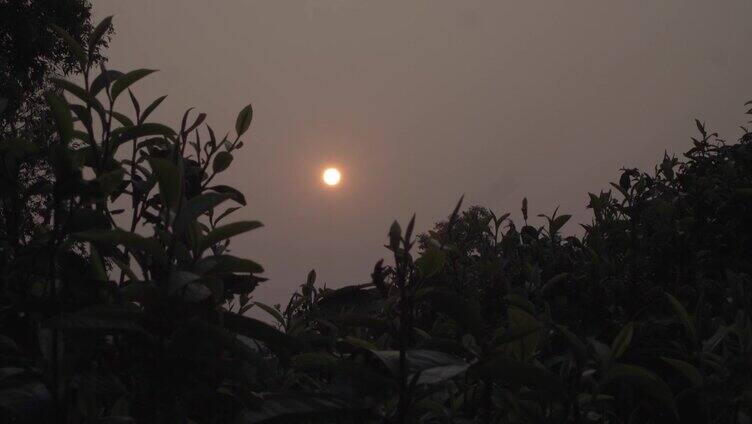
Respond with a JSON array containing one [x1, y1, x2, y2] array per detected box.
[[93, 1, 752, 306]]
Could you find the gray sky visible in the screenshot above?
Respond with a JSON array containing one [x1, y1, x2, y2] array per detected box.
[[93, 0, 752, 306]]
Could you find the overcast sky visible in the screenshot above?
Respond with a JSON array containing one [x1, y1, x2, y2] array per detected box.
[[93, 0, 752, 306]]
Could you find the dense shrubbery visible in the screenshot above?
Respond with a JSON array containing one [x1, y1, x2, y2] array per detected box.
[[1, 16, 752, 424]]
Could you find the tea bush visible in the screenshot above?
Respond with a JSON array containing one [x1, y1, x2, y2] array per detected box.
[[1, 16, 751, 424]]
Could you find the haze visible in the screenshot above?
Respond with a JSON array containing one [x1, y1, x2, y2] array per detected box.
[[92, 0, 752, 306]]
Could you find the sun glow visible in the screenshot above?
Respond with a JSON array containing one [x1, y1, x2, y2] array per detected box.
[[322, 167, 342, 186]]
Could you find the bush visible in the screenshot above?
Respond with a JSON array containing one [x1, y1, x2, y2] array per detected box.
[[1, 16, 751, 424]]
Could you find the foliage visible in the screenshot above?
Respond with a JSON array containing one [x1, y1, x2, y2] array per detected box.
[[0, 0, 108, 137], [0, 0, 110, 265], [2, 16, 752, 424]]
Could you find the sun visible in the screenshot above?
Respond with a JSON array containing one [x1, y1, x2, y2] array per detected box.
[[322, 167, 342, 186]]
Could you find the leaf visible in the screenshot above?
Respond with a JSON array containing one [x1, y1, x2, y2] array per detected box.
[[184, 319, 263, 366], [695, 118, 706, 136], [45, 93, 74, 145], [446, 195, 465, 231], [180, 282, 212, 303], [599, 363, 677, 416], [90, 69, 124, 96], [496, 306, 541, 362], [111, 69, 156, 100], [88, 246, 108, 282], [147, 158, 181, 210], [660, 357, 703, 387], [367, 349, 469, 385], [334, 314, 389, 333], [213, 207, 241, 225], [173, 192, 231, 234], [196, 255, 264, 275], [235, 104, 253, 137], [610, 322, 634, 360], [414, 363, 470, 385], [200, 221, 263, 252], [51, 78, 106, 117], [492, 320, 541, 347], [415, 246, 445, 278], [45, 312, 143, 334], [110, 257, 140, 283], [234, 393, 368, 423], [88, 16, 113, 60], [291, 352, 339, 370], [96, 167, 125, 196], [208, 185, 247, 205], [404, 214, 416, 242], [388, 220, 401, 250], [317, 284, 378, 313], [223, 311, 303, 354], [141, 95, 167, 122], [702, 325, 730, 353], [183, 112, 206, 135], [109, 111, 134, 128], [469, 355, 564, 396], [127, 89, 141, 118], [0, 381, 52, 419], [168, 270, 200, 295], [416, 337, 474, 358], [0, 138, 39, 157], [49, 24, 87, 69], [540, 273, 569, 295], [0, 336, 21, 355], [549, 214, 571, 236], [75, 229, 163, 259], [111, 123, 176, 143], [554, 325, 588, 361], [337, 336, 378, 352], [70, 105, 92, 129], [421, 288, 483, 338], [212, 151, 233, 174], [666, 293, 696, 341], [254, 301, 286, 328]]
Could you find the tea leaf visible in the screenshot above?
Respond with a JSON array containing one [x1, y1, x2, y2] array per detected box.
[[610, 322, 634, 360], [235, 104, 253, 137], [147, 158, 181, 210], [201, 221, 263, 252], [212, 151, 233, 173], [111, 69, 156, 100]]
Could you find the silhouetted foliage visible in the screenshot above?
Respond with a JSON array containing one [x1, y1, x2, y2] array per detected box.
[[1, 16, 752, 424], [0, 0, 108, 137]]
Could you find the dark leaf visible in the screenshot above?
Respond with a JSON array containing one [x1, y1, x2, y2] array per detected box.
[[173, 192, 231, 234], [235, 104, 253, 137], [45, 93, 74, 145], [212, 151, 233, 174], [141, 95, 167, 122], [223, 311, 303, 353], [234, 393, 368, 423], [599, 363, 677, 416], [111, 69, 157, 100], [201, 221, 263, 252], [147, 158, 181, 210], [469, 355, 564, 397], [208, 185, 247, 205], [88, 16, 113, 60]]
